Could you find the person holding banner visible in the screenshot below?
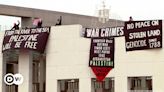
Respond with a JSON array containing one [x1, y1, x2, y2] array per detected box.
[[11, 20, 20, 30]]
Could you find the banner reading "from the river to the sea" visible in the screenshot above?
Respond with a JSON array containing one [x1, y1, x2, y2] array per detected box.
[[89, 38, 114, 81], [124, 20, 162, 51], [2, 27, 50, 53]]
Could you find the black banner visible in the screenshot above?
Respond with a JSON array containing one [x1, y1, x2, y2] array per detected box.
[[82, 26, 124, 38], [89, 38, 114, 68], [2, 27, 50, 53], [124, 20, 162, 51]]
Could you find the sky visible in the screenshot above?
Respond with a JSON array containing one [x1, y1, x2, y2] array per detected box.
[[0, 0, 164, 30]]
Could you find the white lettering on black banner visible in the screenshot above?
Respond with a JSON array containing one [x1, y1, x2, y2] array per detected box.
[[2, 27, 50, 53], [83, 26, 124, 38], [124, 20, 162, 51], [89, 38, 114, 67]]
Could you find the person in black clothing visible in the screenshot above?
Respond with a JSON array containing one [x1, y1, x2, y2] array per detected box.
[[11, 20, 20, 30], [32, 17, 42, 28], [37, 19, 42, 28], [129, 16, 133, 21], [55, 16, 62, 26]]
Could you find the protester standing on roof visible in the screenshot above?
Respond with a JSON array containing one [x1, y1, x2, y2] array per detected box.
[[55, 16, 62, 26], [11, 20, 20, 30], [37, 19, 42, 28], [129, 16, 133, 21], [33, 17, 42, 28]]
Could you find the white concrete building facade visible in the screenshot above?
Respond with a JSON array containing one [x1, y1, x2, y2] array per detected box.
[[0, 24, 164, 92]]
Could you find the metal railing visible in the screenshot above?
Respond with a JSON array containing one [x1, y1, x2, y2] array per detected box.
[[6, 85, 17, 92], [6, 83, 39, 92], [33, 83, 39, 92], [128, 90, 152, 92]]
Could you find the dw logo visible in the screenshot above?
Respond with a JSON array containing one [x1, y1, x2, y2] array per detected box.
[[4, 73, 24, 85]]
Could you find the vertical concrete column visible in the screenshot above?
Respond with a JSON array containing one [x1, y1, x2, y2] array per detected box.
[[13, 64, 18, 74], [79, 78, 91, 92], [127, 78, 131, 90], [57, 80, 61, 92], [39, 56, 44, 92], [18, 50, 33, 92], [1, 54, 6, 92], [46, 79, 57, 92], [153, 76, 164, 92], [115, 76, 128, 92], [21, 17, 33, 28], [141, 77, 147, 90]]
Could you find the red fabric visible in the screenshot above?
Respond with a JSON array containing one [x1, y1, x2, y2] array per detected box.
[[91, 67, 112, 82]]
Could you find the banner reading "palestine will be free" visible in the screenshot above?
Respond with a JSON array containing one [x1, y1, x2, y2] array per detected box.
[[2, 27, 50, 53]]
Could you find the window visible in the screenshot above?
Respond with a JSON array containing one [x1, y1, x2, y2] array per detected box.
[[91, 78, 114, 92], [58, 79, 79, 92], [128, 76, 152, 92]]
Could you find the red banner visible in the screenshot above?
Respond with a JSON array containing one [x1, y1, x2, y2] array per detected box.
[[91, 67, 112, 82]]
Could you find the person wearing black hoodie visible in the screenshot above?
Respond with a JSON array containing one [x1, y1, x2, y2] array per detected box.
[[11, 20, 20, 30], [55, 16, 62, 26]]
